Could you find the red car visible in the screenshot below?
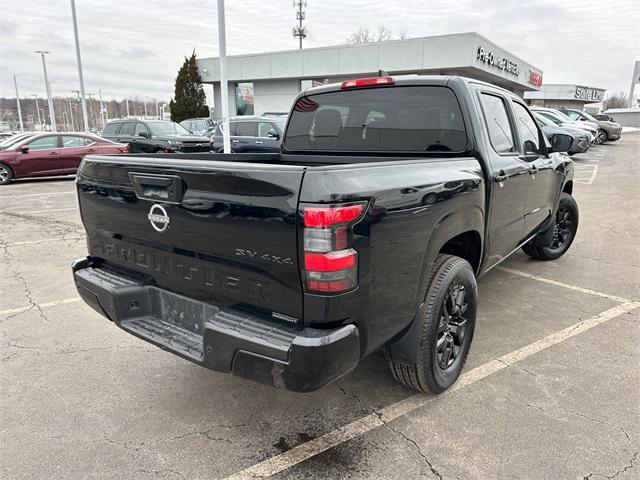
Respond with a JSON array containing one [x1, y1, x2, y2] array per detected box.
[[0, 132, 128, 185]]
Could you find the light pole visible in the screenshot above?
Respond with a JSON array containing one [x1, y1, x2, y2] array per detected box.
[[86, 93, 95, 129], [217, 0, 231, 153], [70, 0, 89, 132], [12, 74, 24, 132], [144, 97, 148, 118], [155, 99, 159, 119], [32, 95, 41, 128], [99, 89, 106, 128], [125, 98, 130, 117], [35, 50, 56, 132]]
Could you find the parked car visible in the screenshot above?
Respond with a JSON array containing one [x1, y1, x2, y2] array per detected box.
[[179, 117, 216, 136], [0, 132, 16, 142], [210, 116, 286, 152], [72, 75, 577, 394], [533, 112, 591, 155], [0, 132, 127, 185], [531, 107, 599, 142], [560, 108, 622, 144], [101, 119, 211, 153], [0, 132, 36, 150], [592, 114, 615, 122]]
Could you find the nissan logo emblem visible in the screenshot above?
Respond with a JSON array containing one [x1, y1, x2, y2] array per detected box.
[[147, 204, 170, 232]]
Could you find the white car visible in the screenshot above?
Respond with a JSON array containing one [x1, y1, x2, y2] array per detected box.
[[531, 107, 599, 142]]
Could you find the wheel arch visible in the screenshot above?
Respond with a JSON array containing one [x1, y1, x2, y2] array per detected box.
[[0, 161, 15, 182]]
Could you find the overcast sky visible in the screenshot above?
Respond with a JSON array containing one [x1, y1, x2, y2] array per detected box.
[[1, 0, 638, 102]]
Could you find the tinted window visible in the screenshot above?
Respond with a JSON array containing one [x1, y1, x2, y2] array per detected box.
[[285, 86, 467, 152], [234, 122, 257, 137], [258, 122, 277, 137], [511, 102, 540, 154], [480, 93, 515, 154], [120, 122, 136, 135], [61, 136, 86, 148], [102, 122, 121, 135], [28, 136, 58, 150], [134, 123, 149, 136]]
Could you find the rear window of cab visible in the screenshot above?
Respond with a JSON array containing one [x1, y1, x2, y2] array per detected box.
[[284, 86, 468, 153]]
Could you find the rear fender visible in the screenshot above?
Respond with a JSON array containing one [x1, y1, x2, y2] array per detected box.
[[385, 209, 483, 365]]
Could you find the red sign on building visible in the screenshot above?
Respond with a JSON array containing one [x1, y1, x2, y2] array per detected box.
[[529, 70, 543, 87]]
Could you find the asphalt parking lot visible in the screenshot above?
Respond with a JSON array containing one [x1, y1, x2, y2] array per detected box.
[[1, 134, 638, 480]]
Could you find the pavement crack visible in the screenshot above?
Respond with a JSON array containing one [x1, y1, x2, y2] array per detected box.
[[582, 450, 638, 480], [496, 358, 538, 377], [335, 381, 442, 479], [169, 423, 250, 442]]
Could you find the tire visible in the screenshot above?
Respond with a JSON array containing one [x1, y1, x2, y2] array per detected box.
[[388, 254, 477, 394], [596, 129, 607, 144], [0, 163, 14, 185], [522, 193, 579, 260]]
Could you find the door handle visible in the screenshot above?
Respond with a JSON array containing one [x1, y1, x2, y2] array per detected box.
[[48, 151, 59, 156], [87, 148, 96, 152], [231, 139, 239, 143], [255, 140, 263, 144]]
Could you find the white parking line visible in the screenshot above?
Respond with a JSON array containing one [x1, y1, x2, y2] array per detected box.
[[573, 165, 598, 184], [225, 301, 639, 480], [0, 297, 81, 317], [0, 191, 75, 199], [496, 266, 631, 302], [5, 236, 84, 247], [1, 208, 77, 215]]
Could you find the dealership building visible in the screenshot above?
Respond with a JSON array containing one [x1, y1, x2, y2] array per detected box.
[[197, 32, 544, 119], [524, 84, 606, 110]]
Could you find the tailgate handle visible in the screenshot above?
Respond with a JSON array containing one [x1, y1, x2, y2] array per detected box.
[[129, 173, 184, 203]]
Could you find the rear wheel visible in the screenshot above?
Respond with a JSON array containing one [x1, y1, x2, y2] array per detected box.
[[388, 254, 477, 394], [522, 193, 579, 260], [0, 163, 14, 185]]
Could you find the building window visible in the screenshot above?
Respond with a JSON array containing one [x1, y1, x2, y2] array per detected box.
[[235, 82, 254, 116]]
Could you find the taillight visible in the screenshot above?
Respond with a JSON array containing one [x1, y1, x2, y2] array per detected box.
[[340, 76, 394, 89], [117, 145, 129, 153], [302, 202, 366, 293]]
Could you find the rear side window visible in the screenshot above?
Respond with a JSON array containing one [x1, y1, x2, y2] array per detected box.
[[61, 136, 85, 148], [284, 86, 467, 153], [234, 122, 257, 137], [120, 122, 136, 135], [102, 122, 121, 135], [480, 93, 515, 154]]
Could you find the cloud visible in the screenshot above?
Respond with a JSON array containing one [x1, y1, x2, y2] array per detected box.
[[1, 0, 638, 100]]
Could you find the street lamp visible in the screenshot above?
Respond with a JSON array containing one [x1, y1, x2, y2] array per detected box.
[[12, 74, 24, 132], [144, 97, 148, 117], [70, 0, 89, 131], [35, 51, 56, 132]]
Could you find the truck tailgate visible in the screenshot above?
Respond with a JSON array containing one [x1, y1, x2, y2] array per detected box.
[[77, 155, 306, 320]]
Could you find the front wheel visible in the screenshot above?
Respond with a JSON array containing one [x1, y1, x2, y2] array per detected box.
[[388, 254, 477, 394], [596, 129, 607, 144], [522, 193, 579, 260]]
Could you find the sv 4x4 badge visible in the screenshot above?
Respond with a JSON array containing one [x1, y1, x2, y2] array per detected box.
[[235, 248, 293, 265]]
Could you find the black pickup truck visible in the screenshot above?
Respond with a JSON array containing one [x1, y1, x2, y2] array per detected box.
[[72, 76, 578, 394]]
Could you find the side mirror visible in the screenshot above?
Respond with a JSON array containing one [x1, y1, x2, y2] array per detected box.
[[139, 132, 149, 138], [267, 129, 280, 139], [19, 145, 29, 153], [549, 133, 573, 153]]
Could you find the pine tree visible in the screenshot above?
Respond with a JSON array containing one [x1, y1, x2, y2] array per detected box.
[[169, 51, 209, 123]]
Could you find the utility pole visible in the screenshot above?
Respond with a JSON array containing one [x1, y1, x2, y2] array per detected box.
[[70, 0, 89, 131], [125, 98, 130, 118], [144, 97, 148, 117], [35, 51, 56, 131], [86, 93, 95, 129], [99, 89, 106, 128], [32, 95, 41, 128], [155, 99, 159, 119], [293, 1, 307, 50], [13, 74, 24, 132], [68, 99, 75, 131], [217, 0, 231, 153]]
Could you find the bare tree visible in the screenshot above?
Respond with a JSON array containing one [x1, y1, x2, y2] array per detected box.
[[603, 92, 628, 110], [346, 25, 404, 44]]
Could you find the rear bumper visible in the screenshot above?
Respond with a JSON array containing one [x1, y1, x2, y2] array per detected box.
[[72, 257, 360, 392]]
